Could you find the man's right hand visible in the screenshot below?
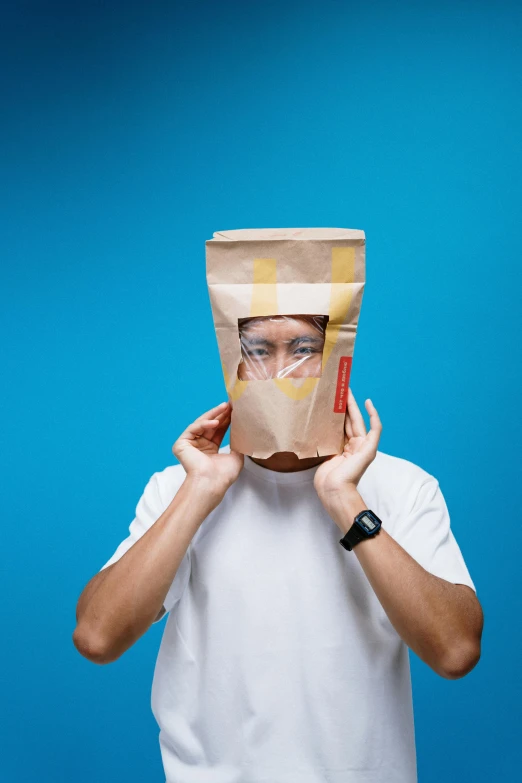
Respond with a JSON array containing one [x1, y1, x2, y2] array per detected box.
[[172, 401, 244, 498], [73, 401, 243, 664]]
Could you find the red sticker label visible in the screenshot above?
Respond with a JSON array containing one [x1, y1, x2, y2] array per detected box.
[[333, 356, 352, 413]]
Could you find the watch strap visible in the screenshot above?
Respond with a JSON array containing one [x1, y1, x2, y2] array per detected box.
[[339, 522, 364, 551]]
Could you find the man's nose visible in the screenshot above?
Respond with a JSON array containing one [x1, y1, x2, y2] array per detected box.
[[273, 350, 307, 379], [271, 349, 290, 379]]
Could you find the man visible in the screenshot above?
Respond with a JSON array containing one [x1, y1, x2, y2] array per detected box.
[[74, 362, 482, 781]]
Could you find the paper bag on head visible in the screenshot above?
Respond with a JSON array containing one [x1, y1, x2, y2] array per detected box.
[[206, 228, 366, 459]]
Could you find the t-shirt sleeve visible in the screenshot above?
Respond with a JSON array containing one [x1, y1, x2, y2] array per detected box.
[[393, 476, 476, 594], [99, 471, 192, 622]]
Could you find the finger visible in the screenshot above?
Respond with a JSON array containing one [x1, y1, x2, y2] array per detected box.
[[202, 402, 233, 443], [173, 419, 221, 457], [179, 402, 229, 441], [182, 417, 221, 443], [194, 401, 230, 425], [365, 398, 382, 449], [347, 387, 367, 438], [211, 407, 232, 446], [173, 418, 220, 455], [344, 408, 354, 439]]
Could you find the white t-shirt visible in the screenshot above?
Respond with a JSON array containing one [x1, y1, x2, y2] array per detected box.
[[100, 446, 476, 783]]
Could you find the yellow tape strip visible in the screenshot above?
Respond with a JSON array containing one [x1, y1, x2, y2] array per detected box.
[[322, 246, 356, 368], [227, 258, 278, 400], [332, 246, 356, 285], [274, 376, 319, 399], [251, 258, 278, 316], [223, 361, 249, 402], [253, 257, 277, 285]]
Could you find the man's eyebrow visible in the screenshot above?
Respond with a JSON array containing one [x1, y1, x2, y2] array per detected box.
[[287, 336, 324, 346], [241, 336, 276, 347], [241, 335, 324, 348]]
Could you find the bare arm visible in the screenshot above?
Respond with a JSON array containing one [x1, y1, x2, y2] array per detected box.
[[73, 400, 243, 665], [73, 476, 222, 664], [314, 388, 483, 680], [334, 489, 483, 679], [76, 561, 165, 625]]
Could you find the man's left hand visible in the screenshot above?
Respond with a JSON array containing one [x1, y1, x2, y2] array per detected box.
[[314, 388, 382, 520]]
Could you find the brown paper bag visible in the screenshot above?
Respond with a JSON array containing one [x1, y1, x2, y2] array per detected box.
[[206, 228, 365, 458]]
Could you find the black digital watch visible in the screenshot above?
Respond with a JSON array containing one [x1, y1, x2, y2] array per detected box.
[[339, 509, 382, 551]]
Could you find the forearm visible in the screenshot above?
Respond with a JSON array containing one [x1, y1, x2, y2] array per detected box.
[[73, 475, 221, 663], [328, 489, 481, 678]]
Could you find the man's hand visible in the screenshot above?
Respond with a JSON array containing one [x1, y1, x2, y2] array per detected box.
[[173, 401, 244, 497], [314, 388, 382, 524], [73, 402, 243, 664]]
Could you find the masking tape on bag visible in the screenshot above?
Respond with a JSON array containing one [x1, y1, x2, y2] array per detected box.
[[321, 246, 356, 369], [225, 258, 278, 401], [251, 258, 278, 316]]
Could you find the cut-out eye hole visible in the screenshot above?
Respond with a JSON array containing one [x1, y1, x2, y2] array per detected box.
[[237, 314, 329, 381]]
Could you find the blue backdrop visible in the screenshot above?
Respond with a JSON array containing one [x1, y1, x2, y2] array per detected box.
[[1, 1, 520, 780]]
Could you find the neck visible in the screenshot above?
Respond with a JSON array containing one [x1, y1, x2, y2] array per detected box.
[[249, 451, 331, 473]]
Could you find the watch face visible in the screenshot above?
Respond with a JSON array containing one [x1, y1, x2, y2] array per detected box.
[[357, 512, 379, 534]]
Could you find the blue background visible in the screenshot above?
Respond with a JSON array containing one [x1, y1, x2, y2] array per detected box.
[[1, 0, 520, 780]]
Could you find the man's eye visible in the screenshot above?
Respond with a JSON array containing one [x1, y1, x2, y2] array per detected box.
[[294, 347, 316, 355], [246, 348, 269, 357]]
